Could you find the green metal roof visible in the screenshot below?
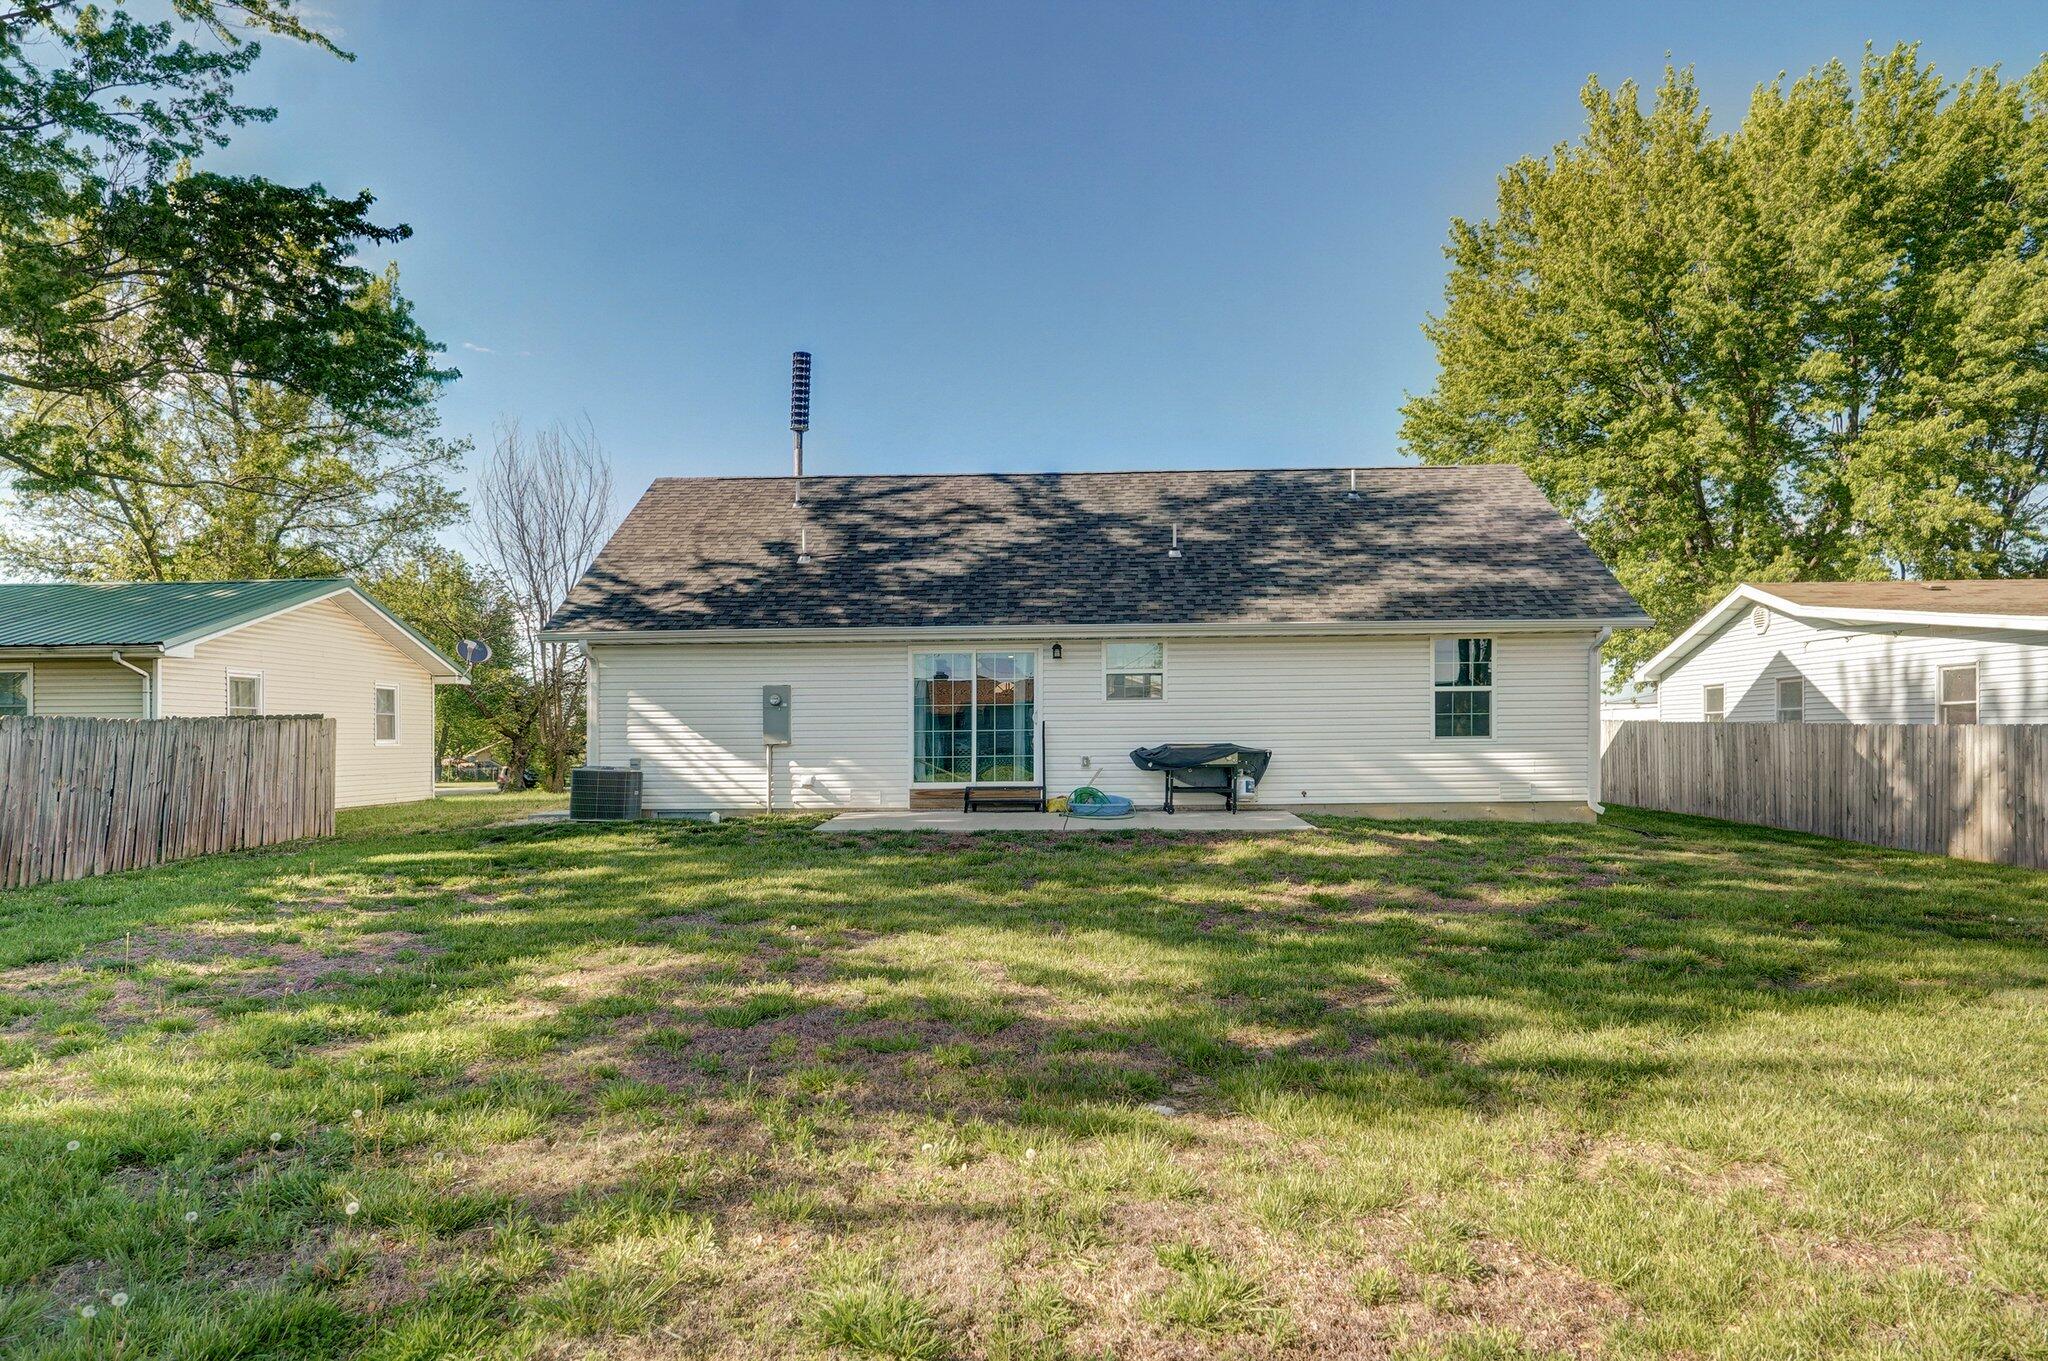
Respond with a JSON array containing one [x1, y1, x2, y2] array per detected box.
[[0, 579, 463, 676]]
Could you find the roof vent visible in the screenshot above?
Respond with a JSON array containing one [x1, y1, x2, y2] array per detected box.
[[797, 526, 813, 565], [1345, 468, 1361, 501], [1168, 523, 1182, 559]]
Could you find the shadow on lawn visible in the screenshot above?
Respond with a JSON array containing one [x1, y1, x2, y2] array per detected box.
[[9, 808, 2044, 1161]]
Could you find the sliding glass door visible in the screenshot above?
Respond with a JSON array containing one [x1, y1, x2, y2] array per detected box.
[[912, 650, 1036, 784]]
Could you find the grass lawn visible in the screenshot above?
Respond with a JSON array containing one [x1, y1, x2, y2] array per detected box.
[[1, 795, 2044, 1360]]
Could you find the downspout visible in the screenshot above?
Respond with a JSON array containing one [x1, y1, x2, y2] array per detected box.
[[110, 651, 153, 719], [1586, 628, 1612, 814]]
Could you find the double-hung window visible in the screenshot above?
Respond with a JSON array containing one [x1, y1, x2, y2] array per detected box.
[[1775, 677, 1805, 723], [1939, 665, 1978, 725], [374, 685, 399, 744], [1432, 637, 1492, 738], [1104, 641, 1164, 700], [912, 650, 1036, 783], [227, 672, 263, 718], [0, 667, 28, 717], [1702, 685, 1725, 722]]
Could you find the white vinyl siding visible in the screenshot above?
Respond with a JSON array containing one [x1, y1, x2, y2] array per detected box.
[[590, 631, 1599, 812], [0, 658, 147, 718], [1656, 605, 2048, 725], [157, 596, 435, 808]]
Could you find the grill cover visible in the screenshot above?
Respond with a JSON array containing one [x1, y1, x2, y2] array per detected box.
[[1127, 744, 1272, 787]]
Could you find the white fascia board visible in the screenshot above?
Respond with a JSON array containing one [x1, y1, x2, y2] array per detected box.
[[1635, 585, 1786, 682], [547, 615, 1655, 646]]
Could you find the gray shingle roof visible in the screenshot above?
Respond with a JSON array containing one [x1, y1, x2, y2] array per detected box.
[[545, 466, 1647, 636]]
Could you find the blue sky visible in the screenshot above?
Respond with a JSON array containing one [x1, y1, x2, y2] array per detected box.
[[216, 1, 2042, 503]]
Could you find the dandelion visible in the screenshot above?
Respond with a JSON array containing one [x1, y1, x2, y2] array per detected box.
[[269, 1132, 281, 1145], [350, 1109, 363, 1120], [109, 1292, 128, 1309], [66, 1140, 80, 1151], [920, 1142, 934, 1152], [183, 1211, 199, 1225], [1024, 1147, 1037, 1161], [80, 1305, 97, 1319], [345, 1200, 360, 1217]]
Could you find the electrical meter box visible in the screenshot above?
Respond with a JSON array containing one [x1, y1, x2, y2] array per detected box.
[[762, 685, 791, 745]]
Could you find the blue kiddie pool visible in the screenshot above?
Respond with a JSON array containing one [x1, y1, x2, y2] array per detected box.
[[1064, 786, 1135, 818]]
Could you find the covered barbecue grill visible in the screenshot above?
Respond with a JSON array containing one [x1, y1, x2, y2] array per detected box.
[[1128, 743, 1273, 814]]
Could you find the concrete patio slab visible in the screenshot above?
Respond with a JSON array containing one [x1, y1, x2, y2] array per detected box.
[[816, 809, 1313, 835]]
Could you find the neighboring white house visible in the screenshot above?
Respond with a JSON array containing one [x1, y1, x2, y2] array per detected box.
[[1630, 580, 2048, 726], [0, 578, 466, 807], [541, 466, 1650, 818]]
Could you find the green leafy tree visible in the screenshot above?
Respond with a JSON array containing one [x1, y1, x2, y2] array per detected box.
[[1401, 45, 2048, 679], [0, 2, 447, 493], [366, 550, 543, 775], [0, 269, 464, 580]]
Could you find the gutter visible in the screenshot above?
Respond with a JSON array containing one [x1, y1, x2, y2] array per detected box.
[[110, 650, 155, 719], [545, 615, 1657, 646], [0, 644, 167, 659], [1586, 628, 1612, 815]]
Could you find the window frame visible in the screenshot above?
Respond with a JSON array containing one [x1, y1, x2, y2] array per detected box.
[[373, 682, 400, 745], [1430, 636, 1494, 741], [1775, 676, 1806, 723], [1102, 640, 1166, 702], [1938, 664, 1979, 726], [906, 647, 1041, 787], [225, 669, 265, 718], [0, 663, 30, 718], [1702, 684, 1725, 722]]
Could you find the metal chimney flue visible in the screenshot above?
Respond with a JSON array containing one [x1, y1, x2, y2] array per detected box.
[[789, 351, 811, 481]]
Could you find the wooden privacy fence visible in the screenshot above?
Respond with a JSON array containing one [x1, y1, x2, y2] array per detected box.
[[0, 716, 335, 889], [1602, 721, 2048, 869]]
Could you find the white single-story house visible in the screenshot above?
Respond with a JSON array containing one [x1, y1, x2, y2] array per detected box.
[[0, 578, 465, 806], [1630, 580, 2048, 725], [542, 466, 1650, 818]]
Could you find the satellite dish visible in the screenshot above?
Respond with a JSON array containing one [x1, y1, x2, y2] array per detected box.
[[456, 638, 492, 666]]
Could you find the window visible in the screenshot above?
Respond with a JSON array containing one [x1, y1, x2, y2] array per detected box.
[[1432, 637, 1492, 738], [227, 672, 263, 718], [912, 650, 1035, 782], [1104, 641, 1164, 700], [374, 685, 399, 744], [0, 667, 28, 718], [1702, 685, 1725, 722], [1775, 676, 1805, 723], [1939, 665, 1979, 725]]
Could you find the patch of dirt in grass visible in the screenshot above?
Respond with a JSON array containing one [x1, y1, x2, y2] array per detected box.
[[1456, 1236, 1637, 1354], [457, 1128, 668, 1209], [218, 932, 441, 1000], [1322, 977, 1398, 1012], [0, 926, 438, 1025], [1788, 1228, 1971, 1282]]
